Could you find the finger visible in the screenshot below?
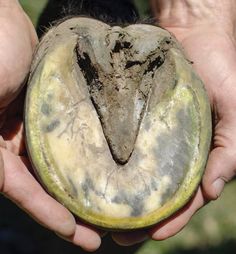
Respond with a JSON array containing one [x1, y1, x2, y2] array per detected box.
[[57, 223, 102, 252], [113, 188, 205, 245], [0, 135, 7, 149], [202, 147, 236, 200], [1, 118, 25, 156], [149, 187, 205, 240], [112, 230, 148, 246], [0, 148, 76, 237], [4, 86, 26, 119], [0, 110, 6, 129], [0, 6, 36, 107]]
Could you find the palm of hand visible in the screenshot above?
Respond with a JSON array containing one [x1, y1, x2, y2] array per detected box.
[[2, 4, 235, 248], [0, 3, 101, 252], [0, 2, 37, 190], [147, 26, 236, 239], [173, 27, 236, 194], [113, 26, 236, 244]]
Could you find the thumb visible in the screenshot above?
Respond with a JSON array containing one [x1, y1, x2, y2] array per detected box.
[[202, 147, 236, 200]]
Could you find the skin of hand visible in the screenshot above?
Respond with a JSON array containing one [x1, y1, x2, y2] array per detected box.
[[112, 0, 236, 246], [3, 0, 235, 249], [0, 1, 102, 251]]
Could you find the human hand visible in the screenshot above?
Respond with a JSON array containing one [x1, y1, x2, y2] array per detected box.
[[0, 1, 102, 251], [112, 0, 236, 245]]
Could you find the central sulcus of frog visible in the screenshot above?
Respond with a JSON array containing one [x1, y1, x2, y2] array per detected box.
[[76, 30, 165, 165]]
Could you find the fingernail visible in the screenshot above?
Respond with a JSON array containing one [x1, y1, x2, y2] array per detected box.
[[74, 224, 102, 252], [213, 178, 225, 198], [57, 213, 76, 237]]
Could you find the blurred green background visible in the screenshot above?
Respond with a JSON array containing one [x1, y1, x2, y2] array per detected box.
[[19, 0, 150, 26], [1, 1, 235, 253]]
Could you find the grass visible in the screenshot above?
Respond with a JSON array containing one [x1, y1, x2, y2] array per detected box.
[[19, 0, 152, 27], [137, 181, 236, 254], [19, 0, 48, 25], [134, 0, 151, 18]]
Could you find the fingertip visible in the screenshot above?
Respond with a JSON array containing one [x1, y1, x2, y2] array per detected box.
[[149, 221, 185, 241], [202, 147, 234, 201], [54, 211, 77, 237], [149, 188, 205, 241], [72, 224, 101, 252], [212, 178, 225, 198], [202, 177, 225, 200], [112, 231, 148, 246], [57, 223, 101, 252]]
